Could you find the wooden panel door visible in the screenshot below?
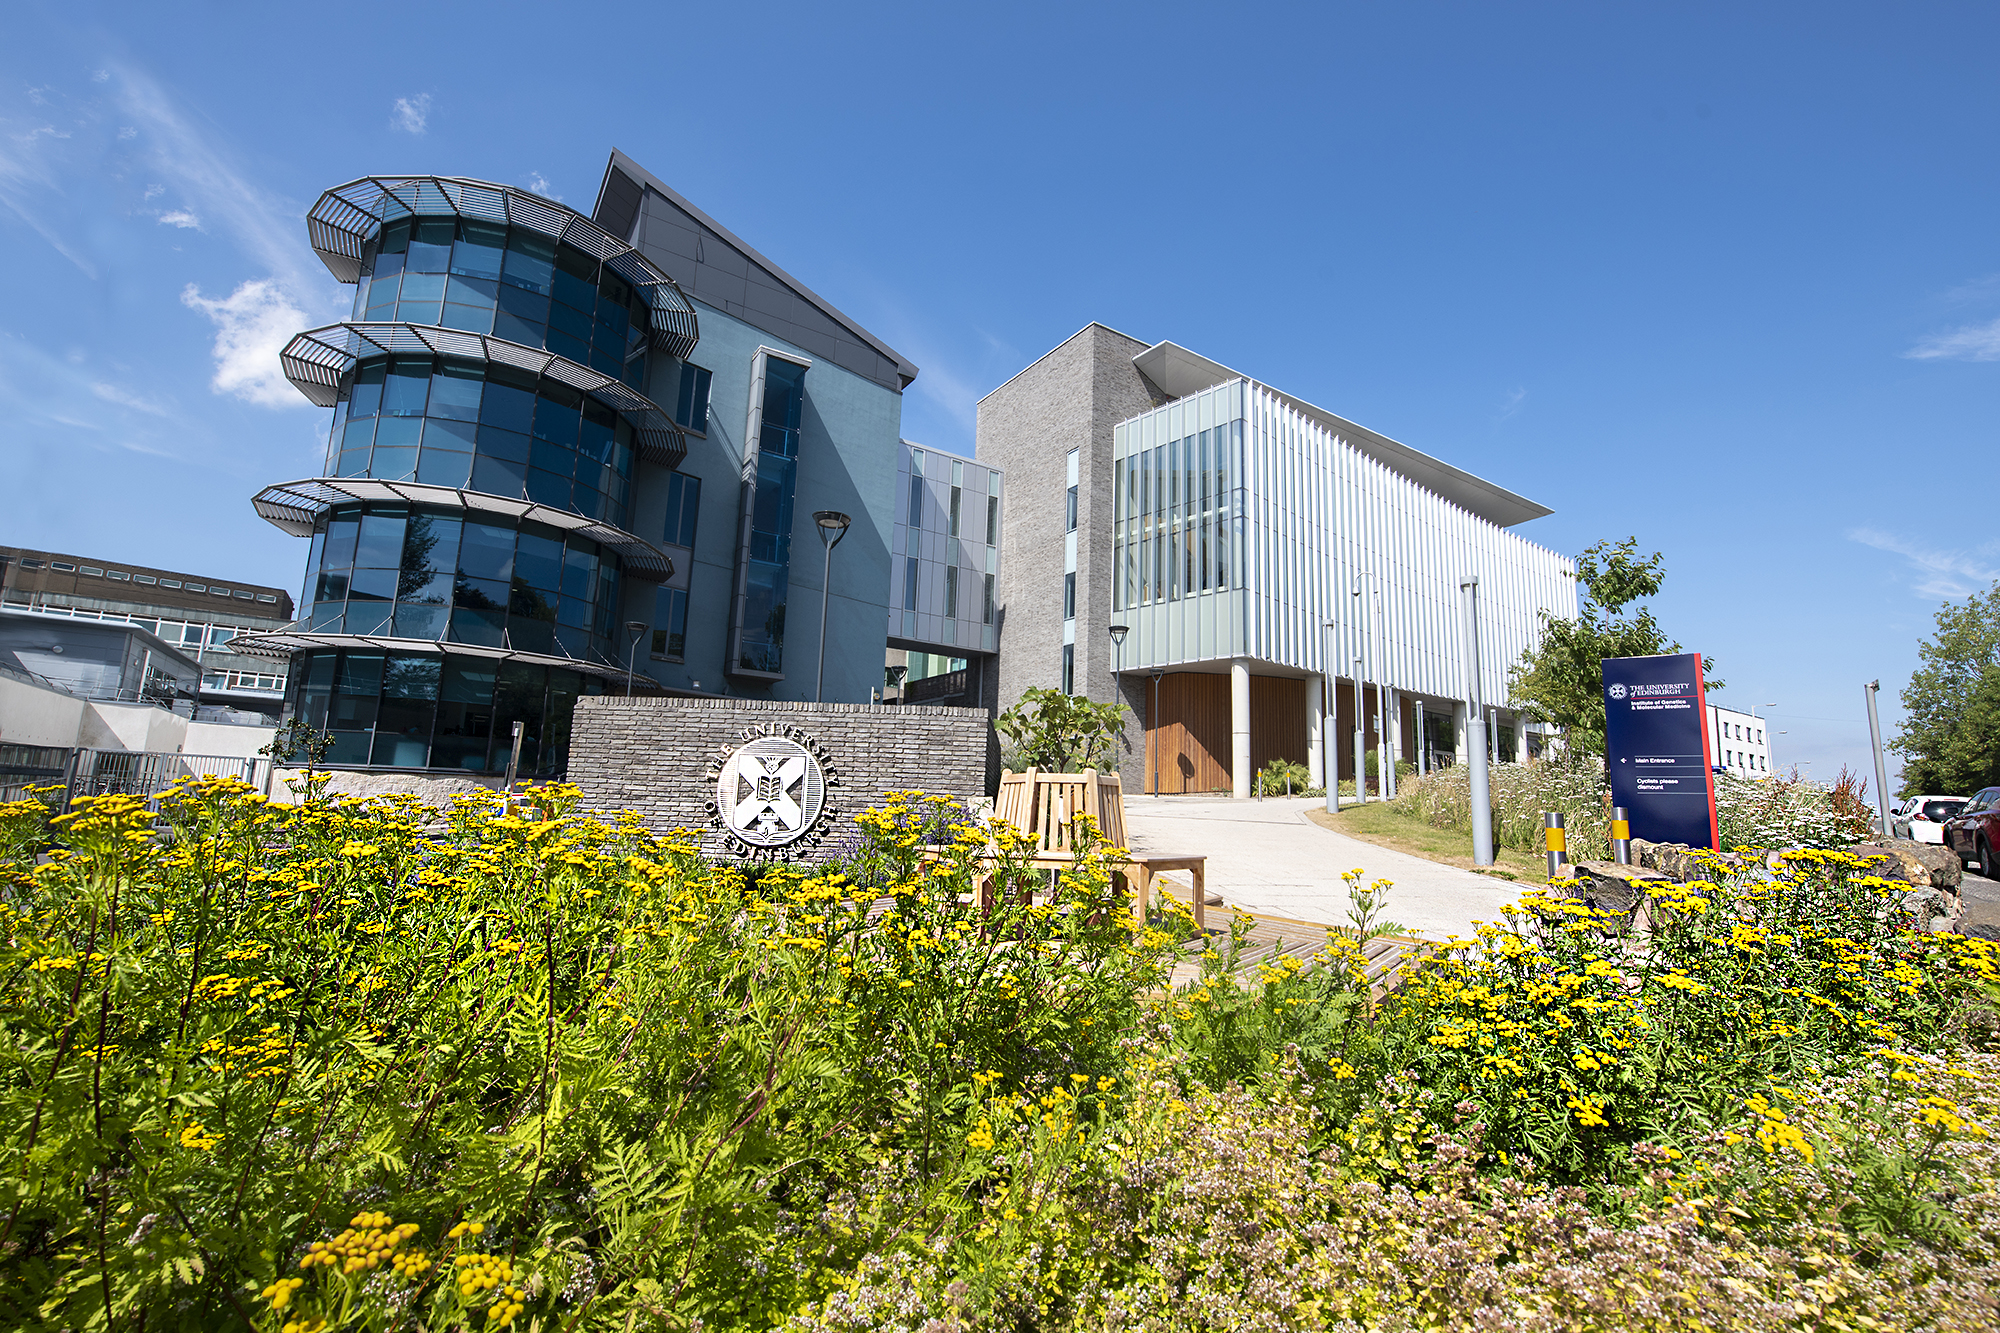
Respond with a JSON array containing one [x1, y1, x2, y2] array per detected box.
[[1143, 672, 1230, 793]]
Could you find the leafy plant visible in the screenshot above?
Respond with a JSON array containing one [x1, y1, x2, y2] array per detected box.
[[994, 685, 1126, 773], [1509, 537, 1721, 755]]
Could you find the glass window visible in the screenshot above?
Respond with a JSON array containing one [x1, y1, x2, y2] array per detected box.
[[1066, 485, 1078, 533], [904, 557, 919, 611], [986, 493, 998, 546], [945, 566, 958, 619], [909, 475, 924, 528], [1063, 571, 1075, 620], [665, 472, 701, 548], [949, 486, 961, 537], [457, 520, 515, 582], [674, 363, 711, 432], [652, 586, 688, 659], [983, 573, 994, 625], [735, 356, 807, 674], [1061, 643, 1074, 695]]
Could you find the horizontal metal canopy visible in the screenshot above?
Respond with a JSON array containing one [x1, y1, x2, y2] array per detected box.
[[250, 477, 675, 583], [280, 322, 685, 470], [225, 625, 653, 690], [308, 174, 698, 358]]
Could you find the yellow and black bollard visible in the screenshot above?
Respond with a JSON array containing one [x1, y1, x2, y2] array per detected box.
[[1610, 805, 1632, 866], [1543, 811, 1568, 879]]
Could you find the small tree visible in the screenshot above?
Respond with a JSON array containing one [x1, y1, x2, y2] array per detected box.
[[995, 686, 1126, 773], [260, 717, 335, 802], [1509, 537, 1720, 756], [1893, 583, 2000, 797]]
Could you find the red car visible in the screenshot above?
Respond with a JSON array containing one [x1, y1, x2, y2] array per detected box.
[[1942, 786, 2000, 874]]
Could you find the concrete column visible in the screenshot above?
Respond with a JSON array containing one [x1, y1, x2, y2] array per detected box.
[[1231, 658, 1252, 799], [1305, 674, 1324, 789]]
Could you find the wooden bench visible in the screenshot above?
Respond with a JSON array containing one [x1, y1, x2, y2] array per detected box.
[[993, 767, 1210, 930]]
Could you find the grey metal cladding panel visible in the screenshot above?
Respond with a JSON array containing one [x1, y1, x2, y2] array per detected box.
[[595, 168, 644, 243], [694, 270, 750, 309], [639, 208, 703, 266]]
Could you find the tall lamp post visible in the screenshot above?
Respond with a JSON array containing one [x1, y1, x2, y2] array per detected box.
[[812, 511, 852, 703], [624, 621, 647, 697], [1109, 624, 1129, 780], [1864, 680, 1893, 836], [1323, 619, 1340, 814]]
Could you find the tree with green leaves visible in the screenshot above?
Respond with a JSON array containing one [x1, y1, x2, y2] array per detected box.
[[995, 686, 1127, 773], [1892, 583, 2000, 797], [1509, 537, 1720, 756]]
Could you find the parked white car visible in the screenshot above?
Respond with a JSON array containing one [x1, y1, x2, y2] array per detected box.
[[1892, 794, 1967, 844]]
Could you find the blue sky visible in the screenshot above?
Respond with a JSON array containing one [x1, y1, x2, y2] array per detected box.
[[4, 2, 1997, 793]]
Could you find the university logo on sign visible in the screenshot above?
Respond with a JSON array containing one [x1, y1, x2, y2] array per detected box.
[[703, 725, 841, 858]]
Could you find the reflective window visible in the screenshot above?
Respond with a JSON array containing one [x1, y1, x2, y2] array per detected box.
[[305, 503, 619, 659], [354, 217, 652, 387], [734, 357, 806, 675], [652, 586, 688, 660], [1063, 571, 1075, 620], [289, 646, 602, 774], [667, 362, 711, 432], [664, 472, 701, 548], [325, 356, 637, 527]]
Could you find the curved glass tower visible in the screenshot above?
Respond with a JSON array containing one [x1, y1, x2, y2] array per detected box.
[[233, 176, 695, 776]]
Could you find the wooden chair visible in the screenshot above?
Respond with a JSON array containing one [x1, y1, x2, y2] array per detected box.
[[993, 767, 1209, 929]]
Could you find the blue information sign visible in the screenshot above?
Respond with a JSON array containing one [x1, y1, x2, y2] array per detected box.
[[1602, 652, 1718, 849]]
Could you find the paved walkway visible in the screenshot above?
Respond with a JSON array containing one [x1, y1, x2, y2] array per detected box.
[[1121, 795, 1525, 941]]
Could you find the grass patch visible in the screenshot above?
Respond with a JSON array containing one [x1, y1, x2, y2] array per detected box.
[[1307, 799, 1549, 880]]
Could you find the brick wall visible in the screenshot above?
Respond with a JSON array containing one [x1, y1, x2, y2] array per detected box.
[[568, 696, 989, 855]]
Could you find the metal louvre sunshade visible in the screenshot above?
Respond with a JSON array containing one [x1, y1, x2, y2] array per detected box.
[[223, 625, 647, 688], [280, 322, 686, 469], [250, 477, 675, 582], [307, 174, 698, 358]]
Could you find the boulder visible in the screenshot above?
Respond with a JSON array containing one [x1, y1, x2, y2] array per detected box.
[[1845, 842, 1959, 888], [1561, 860, 1678, 935], [271, 767, 501, 810]]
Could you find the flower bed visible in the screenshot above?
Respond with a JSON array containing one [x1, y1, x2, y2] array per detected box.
[[1, 782, 1995, 1331]]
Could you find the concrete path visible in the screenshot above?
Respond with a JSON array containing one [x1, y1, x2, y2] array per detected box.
[[1120, 795, 1526, 941]]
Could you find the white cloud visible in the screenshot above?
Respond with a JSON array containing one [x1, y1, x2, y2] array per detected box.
[[157, 209, 199, 228], [1497, 386, 1527, 420], [1904, 317, 2000, 362], [390, 93, 431, 135], [91, 381, 171, 416], [180, 279, 311, 408], [526, 172, 560, 200], [1847, 527, 2000, 600]]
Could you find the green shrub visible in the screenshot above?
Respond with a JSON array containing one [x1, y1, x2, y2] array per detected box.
[[4, 783, 1994, 1331]]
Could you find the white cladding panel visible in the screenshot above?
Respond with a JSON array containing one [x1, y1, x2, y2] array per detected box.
[[1111, 381, 1574, 704]]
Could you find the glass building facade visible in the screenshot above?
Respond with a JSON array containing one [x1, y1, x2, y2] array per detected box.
[[731, 356, 807, 675], [324, 356, 639, 527], [348, 215, 656, 386], [291, 647, 604, 774], [301, 503, 620, 657], [236, 175, 694, 774]]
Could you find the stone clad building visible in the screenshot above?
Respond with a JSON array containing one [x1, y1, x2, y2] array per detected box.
[[979, 324, 1574, 799]]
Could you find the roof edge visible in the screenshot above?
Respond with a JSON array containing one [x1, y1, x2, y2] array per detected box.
[[1131, 340, 1554, 529], [975, 321, 1154, 406], [595, 149, 919, 390]]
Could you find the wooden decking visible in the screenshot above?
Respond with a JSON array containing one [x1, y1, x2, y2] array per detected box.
[[1151, 878, 1428, 1000]]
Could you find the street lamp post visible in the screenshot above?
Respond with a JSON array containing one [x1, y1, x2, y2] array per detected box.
[[1864, 680, 1893, 836], [812, 511, 852, 703], [1109, 624, 1129, 780], [1460, 574, 1493, 866], [1323, 620, 1340, 814], [624, 621, 647, 697], [1150, 668, 1164, 795]]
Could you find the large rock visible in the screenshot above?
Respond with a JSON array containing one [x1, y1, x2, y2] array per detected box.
[[1631, 840, 1740, 883], [1560, 860, 1678, 935], [271, 768, 501, 809], [1845, 842, 1960, 889]]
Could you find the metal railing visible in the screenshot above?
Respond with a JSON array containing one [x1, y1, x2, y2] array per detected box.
[[0, 748, 267, 809]]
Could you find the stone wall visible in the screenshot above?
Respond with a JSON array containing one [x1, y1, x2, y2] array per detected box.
[[568, 696, 989, 856]]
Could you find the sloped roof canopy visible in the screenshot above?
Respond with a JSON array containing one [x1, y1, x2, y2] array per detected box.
[[308, 174, 698, 359], [250, 477, 675, 582], [594, 149, 918, 393], [224, 624, 648, 688], [1132, 341, 1553, 529]]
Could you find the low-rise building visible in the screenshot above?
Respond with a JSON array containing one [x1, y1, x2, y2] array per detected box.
[[1709, 703, 1774, 778], [884, 440, 1001, 708], [0, 547, 294, 720]]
